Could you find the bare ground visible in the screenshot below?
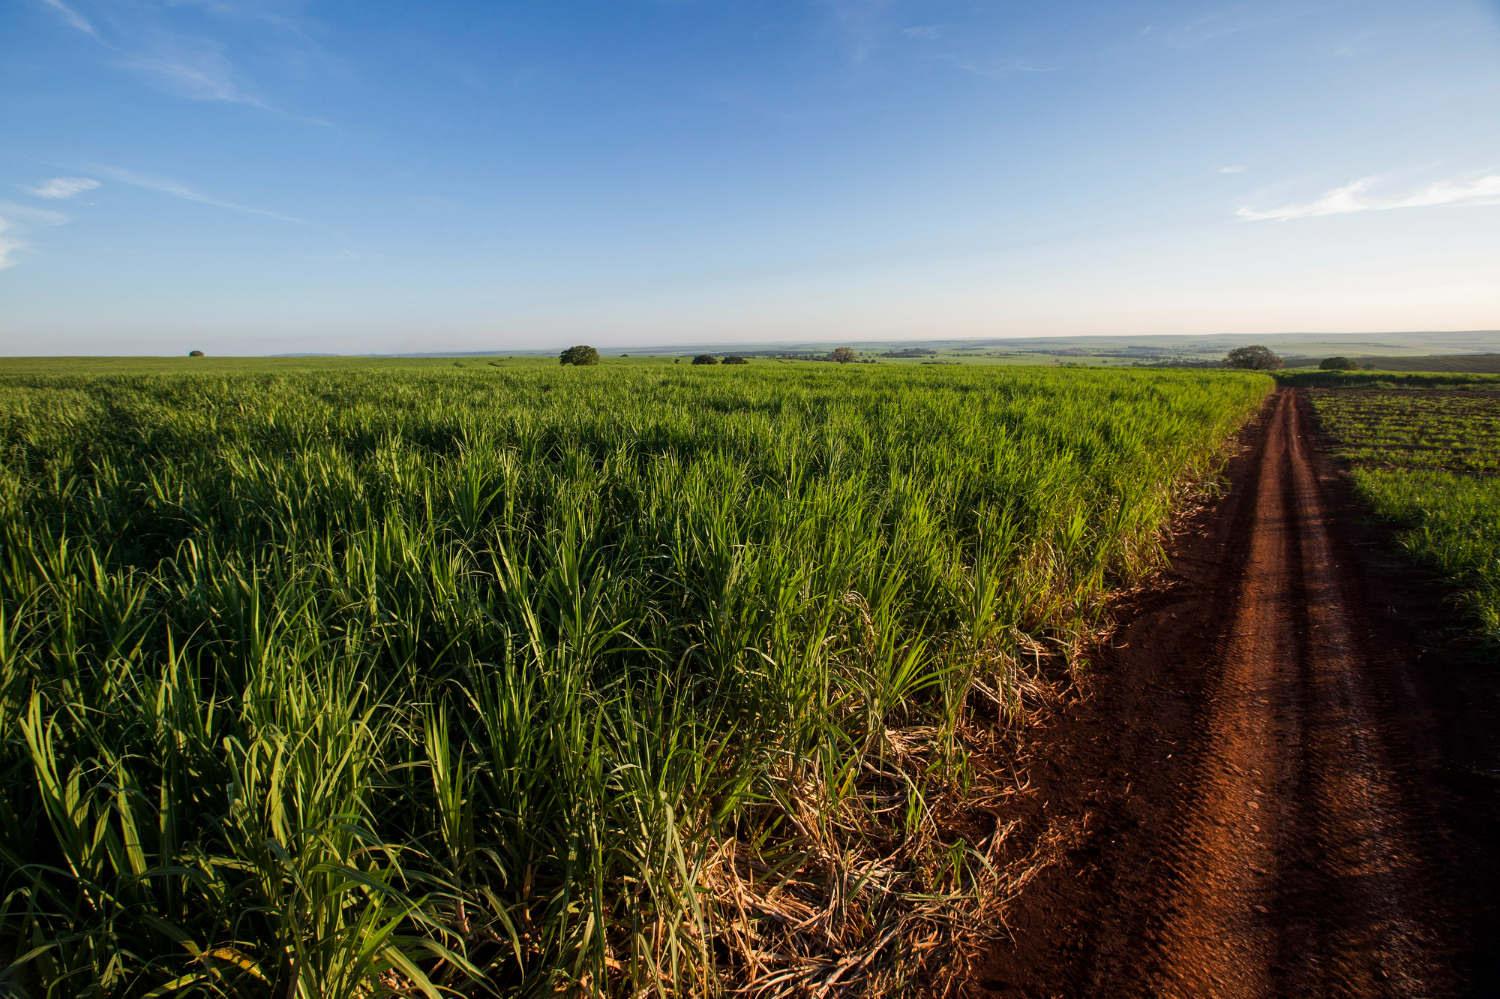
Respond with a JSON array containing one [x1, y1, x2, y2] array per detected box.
[[964, 387, 1500, 998]]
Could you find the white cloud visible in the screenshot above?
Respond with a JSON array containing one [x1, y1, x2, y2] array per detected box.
[[1220, 165, 1246, 174], [1238, 174, 1500, 221], [0, 203, 73, 270], [41, 0, 96, 35], [88, 164, 304, 223], [0, 216, 22, 270], [118, 38, 333, 125], [1165, 2, 1354, 49], [36, 1, 333, 125], [944, 55, 1057, 77], [26, 177, 100, 199], [121, 42, 265, 107], [823, 0, 900, 62]]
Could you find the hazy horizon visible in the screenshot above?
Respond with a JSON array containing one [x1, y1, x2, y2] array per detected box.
[[4, 1, 1499, 355], [5, 329, 1499, 360]]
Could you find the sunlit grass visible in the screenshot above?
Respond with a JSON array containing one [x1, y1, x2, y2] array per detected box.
[[1309, 389, 1500, 473], [1277, 369, 1500, 390], [1304, 385, 1500, 641], [0, 363, 1269, 996], [1350, 469, 1500, 639]]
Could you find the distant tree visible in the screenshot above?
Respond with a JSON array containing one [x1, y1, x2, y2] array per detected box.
[[559, 345, 600, 366], [1225, 345, 1282, 370], [188, 350, 205, 357], [1319, 356, 1355, 370], [722, 355, 749, 365], [692, 354, 719, 365], [828, 346, 857, 363]]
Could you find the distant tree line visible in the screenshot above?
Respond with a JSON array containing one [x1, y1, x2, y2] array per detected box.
[[555, 345, 878, 366]]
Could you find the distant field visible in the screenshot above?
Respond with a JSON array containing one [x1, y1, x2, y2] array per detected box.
[[0, 363, 1269, 997], [9, 334, 1499, 375], [596, 331, 1500, 366], [1357, 353, 1500, 373], [0, 354, 671, 376], [1312, 390, 1500, 473], [1278, 370, 1500, 390], [0, 353, 1188, 385], [1306, 378, 1500, 639]]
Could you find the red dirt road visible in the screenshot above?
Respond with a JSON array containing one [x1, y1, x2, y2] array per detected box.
[[970, 388, 1499, 998]]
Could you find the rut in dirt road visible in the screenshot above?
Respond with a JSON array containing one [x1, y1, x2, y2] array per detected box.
[[972, 388, 1474, 999], [1148, 388, 1454, 997]]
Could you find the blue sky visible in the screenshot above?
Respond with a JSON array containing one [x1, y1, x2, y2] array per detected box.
[[3, 0, 1499, 354]]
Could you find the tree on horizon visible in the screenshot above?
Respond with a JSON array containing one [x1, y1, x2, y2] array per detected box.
[[559, 345, 600, 366], [1225, 345, 1282, 370]]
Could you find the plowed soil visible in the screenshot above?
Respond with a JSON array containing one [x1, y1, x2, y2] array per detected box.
[[968, 388, 1500, 998]]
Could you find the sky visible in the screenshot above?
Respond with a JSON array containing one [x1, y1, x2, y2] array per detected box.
[[2, 0, 1499, 355]]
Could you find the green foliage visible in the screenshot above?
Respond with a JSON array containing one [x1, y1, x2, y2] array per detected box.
[[1350, 353, 1500, 374], [690, 354, 718, 365], [0, 364, 1269, 996], [1319, 356, 1354, 370], [1278, 369, 1500, 390], [828, 347, 857, 364], [1307, 386, 1500, 640], [1310, 389, 1500, 473], [1351, 470, 1500, 639], [1225, 345, 1282, 370], [721, 356, 748, 365], [559, 345, 600, 366]]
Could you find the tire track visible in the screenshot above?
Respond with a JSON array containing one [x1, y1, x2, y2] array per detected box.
[[1148, 388, 1454, 997], [970, 387, 1472, 998]]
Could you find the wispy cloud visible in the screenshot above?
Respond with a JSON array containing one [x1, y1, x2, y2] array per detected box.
[[822, 0, 899, 62], [26, 177, 100, 199], [895, 16, 1055, 78], [0, 216, 22, 270], [1238, 174, 1500, 221], [1220, 165, 1246, 174], [120, 35, 332, 125], [89, 164, 304, 223], [942, 55, 1057, 78], [0, 202, 73, 270], [34, 0, 332, 124], [40, 0, 97, 36], [121, 41, 266, 107], [1165, 2, 1360, 48]]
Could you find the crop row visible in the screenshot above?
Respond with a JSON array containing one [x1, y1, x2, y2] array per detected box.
[[1309, 390, 1500, 473], [0, 364, 1270, 997], [1306, 387, 1500, 640]]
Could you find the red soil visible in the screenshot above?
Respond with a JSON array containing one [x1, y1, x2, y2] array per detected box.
[[967, 388, 1500, 998]]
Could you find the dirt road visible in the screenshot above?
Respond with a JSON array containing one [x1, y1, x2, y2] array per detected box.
[[971, 388, 1499, 998]]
